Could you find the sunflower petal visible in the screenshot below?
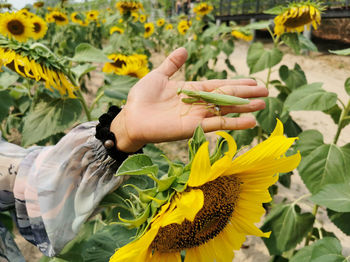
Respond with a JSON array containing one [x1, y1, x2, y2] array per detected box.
[[187, 142, 212, 187]]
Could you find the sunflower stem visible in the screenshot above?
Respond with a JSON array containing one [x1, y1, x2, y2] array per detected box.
[[76, 89, 92, 121], [305, 204, 319, 246], [333, 99, 350, 145], [265, 66, 272, 89], [0, 125, 8, 140], [89, 91, 104, 112]]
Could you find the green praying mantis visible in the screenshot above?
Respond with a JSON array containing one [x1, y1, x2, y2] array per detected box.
[[177, 88, 250, 115]]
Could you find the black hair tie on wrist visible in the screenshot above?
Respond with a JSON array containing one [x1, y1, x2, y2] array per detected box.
[[95, 106, 142, 162]]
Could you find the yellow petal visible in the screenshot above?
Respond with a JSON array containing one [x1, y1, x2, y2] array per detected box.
[[185, 245, 214, 262], [216, 131, 237, 159], [160, 189, 204, 226], [187, 142, 212, 187], [270, 119, 283, 137], [151, 251, 181, 262]]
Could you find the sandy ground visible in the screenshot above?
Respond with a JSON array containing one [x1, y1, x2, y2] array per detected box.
[[16, 41, 350, 261]]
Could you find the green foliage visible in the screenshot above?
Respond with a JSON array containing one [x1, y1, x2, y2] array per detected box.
[[22, 93, 82, 146], [262, 204, 315, 255], [329, 48, 350, 56], [72, 43, 112, 63], [0, 90, 14, 122], [247, 42, 283, 74]]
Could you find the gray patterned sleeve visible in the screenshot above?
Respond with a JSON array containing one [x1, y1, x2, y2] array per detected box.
[[0, 122, 128, 259]]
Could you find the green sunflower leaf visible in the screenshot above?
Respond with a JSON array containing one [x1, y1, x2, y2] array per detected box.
[[72, 43, 112, 63], [261, 204, 314, 255], [284, 83, 337, 111], [296, 135, 350, 194], [0, 89, 14, 122], [22, 93, 82, 147], [310, 183, 350, 212], [279, 63, 307, 91], [327, 209, 350, 236], [247, 42, 283, 74], [115, 154, 158, 177], [281, 33, 300, 54], [188, 125, 207, 163], [290, 237, 343, 262], [255, 97, 283, 134]]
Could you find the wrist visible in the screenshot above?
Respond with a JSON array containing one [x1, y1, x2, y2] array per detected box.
[[110, 109, 144, 153]]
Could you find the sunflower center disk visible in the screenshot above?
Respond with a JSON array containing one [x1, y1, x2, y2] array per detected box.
[[53, 15, 66, 22], [7, 20, 25, 35], [151, 175, 241, 253], [34, 23, 41, 33], [112, 59, 127, 68], [284, 11, 312, 28]]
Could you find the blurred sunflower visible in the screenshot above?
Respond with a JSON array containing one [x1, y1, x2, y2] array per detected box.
[[46, 11, 68, 26], [0, 12, 33, 42], [31, 15, 48, 40], [110, 26, 124, 35], [116, 1, 143, 14], [156, 18, 165, 27], [0, 47, 78, 98], [177, 20, 191, 35], [144, 22, 154, 38], [0, 3, 12, 9], [165, 24, 173, 30], [17, 9, 30, 17], [274, 1, 323, 36], [102, 53, 149, 79], [33, 1, 44, 8], [193, 2, 213, 17], [102, 54, 129, 74], [131, 12, 139, 22], [71, 12, 83, 24], [231, 30, 253, 42], [139, 14, 146, 23], [86, 10, 99, 22], [110, 120, 301, 262]]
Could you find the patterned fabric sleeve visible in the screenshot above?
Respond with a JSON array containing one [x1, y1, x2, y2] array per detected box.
[[0, 122, 129, 259]]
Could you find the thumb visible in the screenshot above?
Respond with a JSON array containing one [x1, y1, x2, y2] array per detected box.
[[156, 47, 188, 78]]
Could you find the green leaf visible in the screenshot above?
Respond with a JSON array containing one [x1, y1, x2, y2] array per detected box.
[[72, 43, 112, 63], [255, 97, 283, 134], [279, 63, 307, 91], [262, 204, 314, 255], [244, 20, 271, 30], [0, 71, 18, 89], [184, 41, 197, 57], [22, 93, 82, 146], [299, 34, 318, 52], [295, 130, 324, 157], [329, 48, 350, 56], [71, 64, 97, 80], [284, 83, 337, 111], [188, 125, 207, 163], [281, 33, 300, 54], [247, 42, 283, 74], [345, 77, 350, 96], [327, 209, 350, 235], [225, 58, 236, 72], [228, 127, 258, 150], [310, 183, 350, 212], [283, 116, 302, 137], [81, 224, 136, 262], [0, 89, 14, 122], [116, 154, 158, 177], [219, 40, 234, 57], [290, 237, 343, 262], [103, 75, 139, 101], [143, 144, 169, 177], [297, 138, 350, 194]]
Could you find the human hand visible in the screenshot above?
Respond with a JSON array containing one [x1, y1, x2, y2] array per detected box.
[[110, 48, 268, 152]]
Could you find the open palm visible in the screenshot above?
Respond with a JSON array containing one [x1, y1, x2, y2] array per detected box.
[[111, 48, 268, 152]]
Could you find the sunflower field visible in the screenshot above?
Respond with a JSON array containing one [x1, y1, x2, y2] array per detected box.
[[0, 0, 350, 261]]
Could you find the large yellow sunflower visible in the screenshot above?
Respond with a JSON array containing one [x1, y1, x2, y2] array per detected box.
[[0, 47, 78, 98], [193, 2, 213, 17], [274, 2, 323, 36], [110, 120, 301, 261], [31, 15, 48, 40], [144, 22, 154, 38], [46, 11, 69, 26], [177, 20, 191, 35], [0, 12, 33, 42]]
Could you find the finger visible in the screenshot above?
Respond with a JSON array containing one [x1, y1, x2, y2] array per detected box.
[[201, 116, 256, 132], [219, 99, 266, 115], [190, 78, 257, 92], [156, 47, 188, 78], [214, 85, 269, 98]]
